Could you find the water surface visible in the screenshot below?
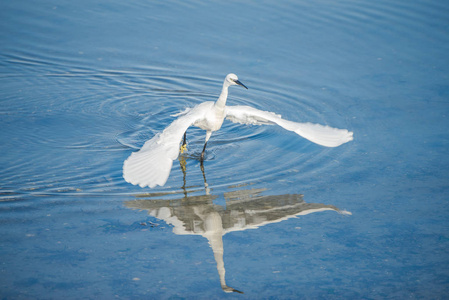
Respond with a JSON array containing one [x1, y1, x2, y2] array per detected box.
[[1, 0, 448, 298]]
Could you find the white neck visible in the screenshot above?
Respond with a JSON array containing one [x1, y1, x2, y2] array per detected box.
[[214, 81, 230, 109]]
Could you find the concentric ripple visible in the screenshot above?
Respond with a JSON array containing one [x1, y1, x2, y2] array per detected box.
[[117, 74, 354, 194], [0, 51, 353, 201]]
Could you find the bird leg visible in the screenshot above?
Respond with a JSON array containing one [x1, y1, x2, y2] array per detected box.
[[180, 132, 187, 153], [201, 131, 212, 162]]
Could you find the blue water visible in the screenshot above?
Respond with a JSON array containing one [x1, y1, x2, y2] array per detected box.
[[1, 0, 449, 298]]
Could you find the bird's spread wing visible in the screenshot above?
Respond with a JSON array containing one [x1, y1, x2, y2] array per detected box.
[[123, 102, 213, 188], [225, 105, 353, 147]]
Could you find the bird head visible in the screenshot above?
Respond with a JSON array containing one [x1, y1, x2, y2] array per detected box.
[[226, 73, 248, 89]]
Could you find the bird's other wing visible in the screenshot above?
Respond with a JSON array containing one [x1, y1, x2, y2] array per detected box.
[[123, 102, 213, 188], [225, 105, 353, 147]]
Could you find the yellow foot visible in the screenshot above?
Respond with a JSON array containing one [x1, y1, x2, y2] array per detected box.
[[180, 144, 187, 153]]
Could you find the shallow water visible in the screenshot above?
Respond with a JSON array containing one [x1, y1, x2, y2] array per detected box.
[[1, 0, 449, 298]]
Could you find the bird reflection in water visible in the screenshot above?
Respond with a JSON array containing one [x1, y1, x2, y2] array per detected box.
[[124, 155, 351, 294]]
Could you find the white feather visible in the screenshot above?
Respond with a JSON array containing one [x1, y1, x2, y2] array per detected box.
[[123, 102, 210, 188], [123, 74, 354, 188], [225, 105, 353, 147]]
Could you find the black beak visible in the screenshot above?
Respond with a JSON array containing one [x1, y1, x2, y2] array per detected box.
[[234, 79, 248, 89]]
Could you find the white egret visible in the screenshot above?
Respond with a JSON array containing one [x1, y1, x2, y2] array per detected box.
[[123, 73, 353, 188]]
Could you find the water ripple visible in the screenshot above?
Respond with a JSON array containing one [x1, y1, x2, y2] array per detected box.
[[1, 54, 354, 200]]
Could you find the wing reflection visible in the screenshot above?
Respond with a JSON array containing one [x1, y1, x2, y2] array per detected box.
[[124, 155, 350, 293]]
